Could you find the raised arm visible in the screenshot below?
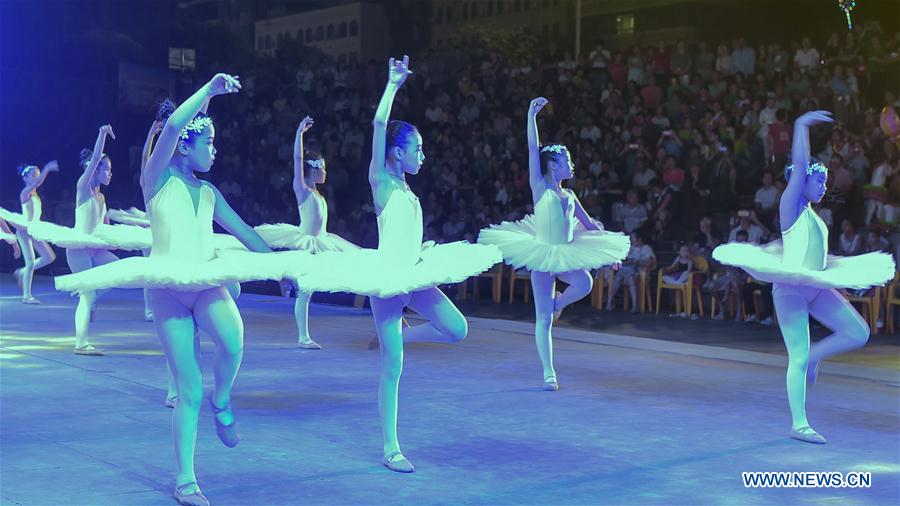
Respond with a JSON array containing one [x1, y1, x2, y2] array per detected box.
[[19, 160, 58, 204], [77, 125, 115, 205], [292, 116, 314, 202], [143, 73, 240, 200], [140, 120, 164, 189], [369, 56, 411, 187], [527, 97, 549, 198], [572, 193, 602, 231], [779, 110, 832, 231]]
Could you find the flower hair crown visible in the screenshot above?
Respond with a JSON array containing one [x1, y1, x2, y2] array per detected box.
[[785, 160, 828, 176], [179, 116, 214, 140], [18, 165, 37, 177], [306, 159, 325, 169], [540, 144, 566, 154]]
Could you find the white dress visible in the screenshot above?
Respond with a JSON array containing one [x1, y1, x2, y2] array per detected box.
[[477, 189, 630, 273], [55, 177, 306, 293], [712, 204, 894, 289], [0, 194, 43, 232], [291, 187, 501, 298], [254, 191, 358, 253]]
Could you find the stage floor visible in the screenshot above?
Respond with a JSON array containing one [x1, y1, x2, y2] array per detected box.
[[1, 276, 898, 505]]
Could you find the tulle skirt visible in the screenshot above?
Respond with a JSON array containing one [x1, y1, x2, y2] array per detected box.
[[55, 250, 309, 293], [0, 207, 30, 230], [290, 241, 502, 298], [106, 207, 150, 227], [254, 223, 359, 253], [478, 216, 630, 273], [27, 221, 152, 251], [712, 241, 895, 290]]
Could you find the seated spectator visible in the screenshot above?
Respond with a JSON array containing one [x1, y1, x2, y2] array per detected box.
[[836, 219, 862, 256], [754, 171, 779, 228], [728, 209, 768, 244], [617, 189, 649, 233], [606, 230, 656, 312]]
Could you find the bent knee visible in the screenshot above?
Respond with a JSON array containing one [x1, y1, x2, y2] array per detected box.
[[444, 315, 468, 343]]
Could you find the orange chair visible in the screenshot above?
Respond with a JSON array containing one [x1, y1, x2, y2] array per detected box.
[[886, 271, 900, 334], [656, 255, 708, 317], [458, 263, 505, 303], [508, 268, 532, 304], [590, 269, 611, 309], [845, 288, 882, 335]]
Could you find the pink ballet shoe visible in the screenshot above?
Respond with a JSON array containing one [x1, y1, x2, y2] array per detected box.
[[382, 450, 415, 473], [73, 344, 104, 356], [297, 338, 322, 350], [21, 296, 40, 305], [543, 376, 559, 391], [790, 426, 826, 444], [174, 482, 209, 506], [210, 399, 240, 448]]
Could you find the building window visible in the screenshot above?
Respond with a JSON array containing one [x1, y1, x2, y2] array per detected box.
[[327, 24, 335, 39], [514, 0, 521, 13], [338, 22, 347, 37], [471, 2, 478, 18], [462, 3, 468, 20], [616, 14, 635, 35], [349, 20, 358, 36], [315, 26, 324, 41], [486, 1, 493, 15], [497, 0, 504, 15], [436, 6, 443, 23], [306, 27, 313, 42], [265, 34, 272, 49]]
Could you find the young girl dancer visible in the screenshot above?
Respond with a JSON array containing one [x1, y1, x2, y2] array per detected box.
[[0, 161, 59, 303], [713, 110, 894, 444], [255, 115, 359, 349], [56, 74, 303, 505], [292, 56, 501, 473], [478, 97, 629, 390]]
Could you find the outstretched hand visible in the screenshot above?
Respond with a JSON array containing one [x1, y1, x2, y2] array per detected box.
[[529, 97, 548, 115], [298, 115, 314, 135], [387, 55, 412, 87], [100, 124, 116, 140], [208, 73, 241, 97], [43, 160, 59, 173], [795, 110, 833, 128]]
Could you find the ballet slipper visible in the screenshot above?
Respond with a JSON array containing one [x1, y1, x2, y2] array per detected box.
[[73, 344, 104, 356], [297, 338, 322, 350], [790, 426, 826, 444], [174, 482, 209, 506], [382, 450, 415, 473], [210, 399, 240, 448]]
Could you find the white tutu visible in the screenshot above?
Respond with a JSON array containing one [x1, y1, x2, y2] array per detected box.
[[55, 249, 306, 293], [478, 215, 630, 273], [712, 242, 895, 290], [27, 221, 152, 251], [254, 223, 359, 253], [0, 207, 30, 230], [107, 207, 150, 227], [293, 241, 502, 298]]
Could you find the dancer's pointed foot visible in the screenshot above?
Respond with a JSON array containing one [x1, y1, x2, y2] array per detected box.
[[73, 344, 104, 356], [807, 360, 820, 385], [367, 335, 380, 350], [552, 291, 564, 322], [22, 296, 40, 305], [297, 338, 322, 350], [210, 399, 240, 447], [382, 450, 415, 473], [174, 482, 209, 506], [790, 426, 826, 444]]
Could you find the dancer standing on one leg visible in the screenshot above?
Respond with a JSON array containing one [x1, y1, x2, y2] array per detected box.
[[479, 97, 629, 390], [291, 56, 500, 473], [255, 115, 359, 349], [0, 161, 58, 303], [714, 110, 894, 444], [56, 74, 302, 506]]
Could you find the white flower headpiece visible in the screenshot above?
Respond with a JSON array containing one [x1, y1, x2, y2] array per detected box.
[[18, 165, 37, 177], [540, 144, 566, 154], [786, 160, 828, 177], [306, 159, 325, 169], [179, 116, 214, 140]]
